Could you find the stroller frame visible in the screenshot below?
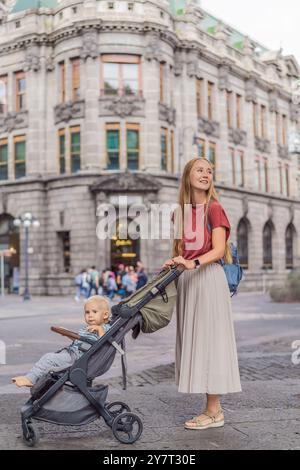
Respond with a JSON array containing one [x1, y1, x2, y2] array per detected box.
[[21, 265, 183, 447]]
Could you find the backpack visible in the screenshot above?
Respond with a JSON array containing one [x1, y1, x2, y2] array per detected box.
[[207, 222, 244, 297]]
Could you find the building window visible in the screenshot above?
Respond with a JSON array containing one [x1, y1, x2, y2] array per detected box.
[[226, 91, 232, 128], [128, 3, 134, 11], [106, 123, 120, 170], [229, 147, 235, 185], [255, 156, 261, 191], [253, 103, 258, 137], [161, 128, 168, 171], [15, 71, 26, 112], [70, 126, 81, 173], [71, 58, 80, 101], [236, 150, 244, 187], [196, 138, 206, 158], [263, 221, 273, 269], [72, 6, 77, 14], [207, 82, 214, 120], [275, 112, 280, 145], [126, 123, 139, 170], [59, 61, 65, 103], [262, 157, 269, 192], [261, 105, 266, 138], [237, 218, 249, 269], [0, 75, 8, 114], [14, 136, 26, 179], [285, 224, 294, 269], [170, 130, 175, 173], [160, 62, 165, 103], [285, 164, 290, 197], [0, 139, 8, 181], [278, 162, 283, 194], [15, 20, 21, 28], [236, 94, 242, 129], [108, 2, 115, 9], [58, 129, 66, 174], [196, 78, 203, 118], [208, 142, 216, 174], [282, 115, 287, 146], [57, 231, 71, 273], [101, 55, 141, 97]]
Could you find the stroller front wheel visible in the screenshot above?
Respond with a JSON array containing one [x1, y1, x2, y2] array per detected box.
[[23, 422, 39, 447], [112, 412, 143, 444], [107, 401, 131, 417]]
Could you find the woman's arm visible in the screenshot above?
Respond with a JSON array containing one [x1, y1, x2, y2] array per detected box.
[[166, 226, 226, 270]]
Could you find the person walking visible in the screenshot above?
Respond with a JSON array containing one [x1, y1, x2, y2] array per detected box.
[[163, 157, 241, 430]]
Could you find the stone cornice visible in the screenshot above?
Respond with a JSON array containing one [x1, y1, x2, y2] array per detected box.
[[0, 19, 296, 102]]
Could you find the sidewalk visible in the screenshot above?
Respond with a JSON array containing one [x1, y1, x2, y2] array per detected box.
[[1, 293, 300, 449]]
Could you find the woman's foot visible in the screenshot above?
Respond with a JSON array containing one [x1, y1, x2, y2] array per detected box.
[[184, 408, 224, 430], [11, 376, 33, 388]]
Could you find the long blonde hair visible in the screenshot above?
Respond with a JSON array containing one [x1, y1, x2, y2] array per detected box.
[[172, 158, 232, 264]]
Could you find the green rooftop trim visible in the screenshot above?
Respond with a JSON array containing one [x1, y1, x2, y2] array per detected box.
[[11, 0, 57, 13]]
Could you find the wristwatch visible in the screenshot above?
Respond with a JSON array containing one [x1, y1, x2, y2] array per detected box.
[[194, 259, 201, 269]]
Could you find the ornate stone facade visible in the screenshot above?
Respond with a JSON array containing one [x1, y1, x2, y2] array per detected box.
[[0, 0, 299, 295]]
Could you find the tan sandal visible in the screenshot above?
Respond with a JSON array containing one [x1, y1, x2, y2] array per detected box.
[[184, 409, 224, 430]]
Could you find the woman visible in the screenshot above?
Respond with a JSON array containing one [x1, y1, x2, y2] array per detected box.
[[163, 158, 242, 430]]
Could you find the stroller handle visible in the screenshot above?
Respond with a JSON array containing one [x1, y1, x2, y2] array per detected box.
[[51, 326, 80, 341]]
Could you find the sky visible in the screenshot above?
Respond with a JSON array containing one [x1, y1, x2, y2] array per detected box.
[[201, 0, 300, 64]]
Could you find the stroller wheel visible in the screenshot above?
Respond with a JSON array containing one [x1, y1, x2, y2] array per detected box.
[[112, 412, 143, 444], [23, 422, 39, 447], [106, 401, 131, 417]]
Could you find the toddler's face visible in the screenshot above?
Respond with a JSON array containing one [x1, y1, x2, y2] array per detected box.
[[84, 301, 109, 326]]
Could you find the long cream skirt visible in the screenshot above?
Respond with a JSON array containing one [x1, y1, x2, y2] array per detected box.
[[175, 263, 242, 395]]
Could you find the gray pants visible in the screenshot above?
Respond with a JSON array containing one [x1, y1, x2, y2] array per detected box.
[[26, 349, 78, 385]]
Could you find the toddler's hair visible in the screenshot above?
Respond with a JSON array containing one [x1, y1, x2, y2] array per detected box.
[[84, 295, 111, 321]]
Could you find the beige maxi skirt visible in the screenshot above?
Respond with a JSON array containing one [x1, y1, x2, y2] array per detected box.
[[175, 262, 242, 395]]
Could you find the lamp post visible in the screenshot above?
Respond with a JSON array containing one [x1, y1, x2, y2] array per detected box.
[[13, 213, 40, 301]]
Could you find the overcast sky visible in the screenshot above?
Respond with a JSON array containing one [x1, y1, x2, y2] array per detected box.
[[201, 0, 300, 64]]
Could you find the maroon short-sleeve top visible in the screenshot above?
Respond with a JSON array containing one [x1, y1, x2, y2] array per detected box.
[[175, 200, 231, 260]]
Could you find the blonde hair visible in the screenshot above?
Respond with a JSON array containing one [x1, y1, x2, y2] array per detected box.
[[173, 158, 232, 264], [84, 295, 111, 322]]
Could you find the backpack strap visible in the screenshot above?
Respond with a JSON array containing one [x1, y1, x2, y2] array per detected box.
[[206, 212, 225, 266]]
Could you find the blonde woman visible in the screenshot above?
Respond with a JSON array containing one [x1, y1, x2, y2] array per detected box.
[[163, 158, 242, 430]]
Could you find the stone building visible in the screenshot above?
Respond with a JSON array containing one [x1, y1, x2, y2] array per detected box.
[[0, 0, 299, 294]]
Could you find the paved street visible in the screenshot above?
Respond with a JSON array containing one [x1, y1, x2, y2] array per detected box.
[[0, 292, 300, 450]]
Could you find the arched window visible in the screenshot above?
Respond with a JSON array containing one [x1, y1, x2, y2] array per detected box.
[[237, 218, 249, 269], [263, 221, 273, 269], [285, 224, 295, 269]]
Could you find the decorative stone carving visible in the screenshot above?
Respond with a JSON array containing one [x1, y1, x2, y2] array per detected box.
[[289, 101, 299, 122], [245, 76, 257, 103], [218, 63, 232, 91], [268, 89, 278, 113], [145, 34, 163, 62], [277, 144, 289, 160], [198, 117, 220, 138], [54, 100, 85, 124], [158, 102, 176, 125], [90, 172, 162, 194], [45, 53, 55, 72], [228, 128, 247, 147], [186, 51, 199, 78], [174, 51, 184, 77], [99, 95, 145, 118], [0, 111, 28, 133], [80, 29, 99, 60], [255, 136, 271, 154], [24, 47, 41, 72]]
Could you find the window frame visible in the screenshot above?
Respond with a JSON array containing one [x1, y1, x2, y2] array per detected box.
[[0, 138, 8, 181], [161, 127, 168, 171], [0, 75, 8, 114], [71, 57, 80, 101], [126, 123, 140, 170], [14, 135, 26, 179], [15, 71, 26, 112], [106, 122, 121, 170], [58, 128, 66, 174], [70, 126, 81, 173], [101, 54, 142, 98]]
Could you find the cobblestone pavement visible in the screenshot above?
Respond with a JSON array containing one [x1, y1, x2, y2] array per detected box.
[[1, 292, 300, 450]]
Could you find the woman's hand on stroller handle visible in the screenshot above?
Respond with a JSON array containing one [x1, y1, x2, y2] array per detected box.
[[163, 257, 195, 271]]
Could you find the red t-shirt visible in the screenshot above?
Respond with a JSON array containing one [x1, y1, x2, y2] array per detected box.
[[174, 200, 231, 260]]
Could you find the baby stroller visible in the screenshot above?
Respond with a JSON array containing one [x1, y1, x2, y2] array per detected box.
[[20, 265, 183, 447]]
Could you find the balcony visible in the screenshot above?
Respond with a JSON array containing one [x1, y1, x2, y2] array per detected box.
[[54, 100, 85, 125], [99, 91, 145, 118], [198, 116, 220, 139]]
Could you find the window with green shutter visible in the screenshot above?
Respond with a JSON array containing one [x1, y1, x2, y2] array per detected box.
[[14, 137, 26, 179], [126, 124, 139, 170], [161, 128, 168, 171], [70, 127, 81, 173], [106, 125, 120, 170], [58, 129, 66, 174], [0, 139, 8, 180]]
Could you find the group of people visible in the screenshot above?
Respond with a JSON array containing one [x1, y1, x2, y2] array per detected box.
[[74, 262, 148, 302]]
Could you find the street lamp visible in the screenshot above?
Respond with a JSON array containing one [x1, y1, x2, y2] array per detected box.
[[13, 213, 40, 301]]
